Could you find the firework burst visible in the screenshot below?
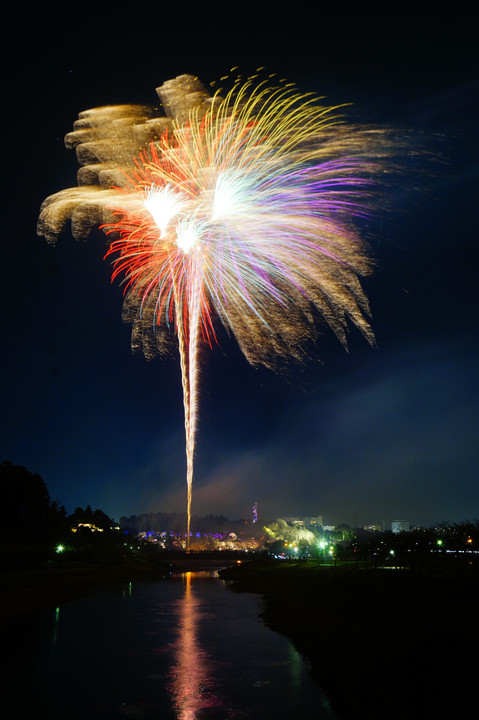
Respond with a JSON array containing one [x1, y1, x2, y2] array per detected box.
[[38, 73, 392, 549]]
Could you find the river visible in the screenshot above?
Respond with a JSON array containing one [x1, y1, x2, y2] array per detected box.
[[9, 569, 338, 719]]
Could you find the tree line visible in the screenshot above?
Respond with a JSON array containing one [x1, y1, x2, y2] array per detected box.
[[0, 461, 120, 567]]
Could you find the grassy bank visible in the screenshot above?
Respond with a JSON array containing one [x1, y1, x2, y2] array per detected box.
[[0, 561, 164, 622], [219, 559, 479, 720], [0, 550, 243, 622]]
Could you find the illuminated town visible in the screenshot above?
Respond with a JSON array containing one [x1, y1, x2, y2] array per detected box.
[[114, 510, 478, 571]]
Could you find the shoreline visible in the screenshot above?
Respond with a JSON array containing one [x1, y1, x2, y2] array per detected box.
[[3, 555, 478, 719], [219, 559, 479, 720], [0, 551, 241, 622]]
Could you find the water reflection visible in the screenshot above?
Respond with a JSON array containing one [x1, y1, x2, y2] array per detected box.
[[169, 571, 221, 719], [19, 569, 336, 719], [51, 606, 61, 650]]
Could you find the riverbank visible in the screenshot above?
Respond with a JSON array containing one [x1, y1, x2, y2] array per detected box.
[[0, 551, 242, 622], [3, 555, 477, 719], [219, 559, 479, 720]]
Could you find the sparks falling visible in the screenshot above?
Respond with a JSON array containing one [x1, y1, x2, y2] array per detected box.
[[38, 72, 393, 550]]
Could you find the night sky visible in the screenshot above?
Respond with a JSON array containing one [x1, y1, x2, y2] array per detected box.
[[2, 3, 478, 528]]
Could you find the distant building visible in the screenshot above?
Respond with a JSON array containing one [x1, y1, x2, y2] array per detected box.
[[281, 516, 323, 529], [391, 520, 409, 533], [71, 522, 104, 533]]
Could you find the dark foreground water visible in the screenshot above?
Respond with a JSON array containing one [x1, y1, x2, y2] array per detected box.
[[10, 570, 337, 719]]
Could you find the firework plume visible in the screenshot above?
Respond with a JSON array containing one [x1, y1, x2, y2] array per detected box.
[[38, 73, 393, 549]]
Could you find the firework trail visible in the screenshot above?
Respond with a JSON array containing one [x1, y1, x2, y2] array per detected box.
[[38, 72, 395, 550]]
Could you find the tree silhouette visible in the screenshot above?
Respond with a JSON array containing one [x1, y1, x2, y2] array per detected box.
[[1, 461, 52, 540]]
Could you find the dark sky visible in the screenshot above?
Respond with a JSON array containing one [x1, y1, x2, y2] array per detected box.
[[2, 3, 478, 527]]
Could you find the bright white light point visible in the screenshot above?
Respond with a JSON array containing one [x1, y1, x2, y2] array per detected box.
[[212, 173, 240, 220], [144, 184, 185, 235], [176, 219, 200, 254]]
